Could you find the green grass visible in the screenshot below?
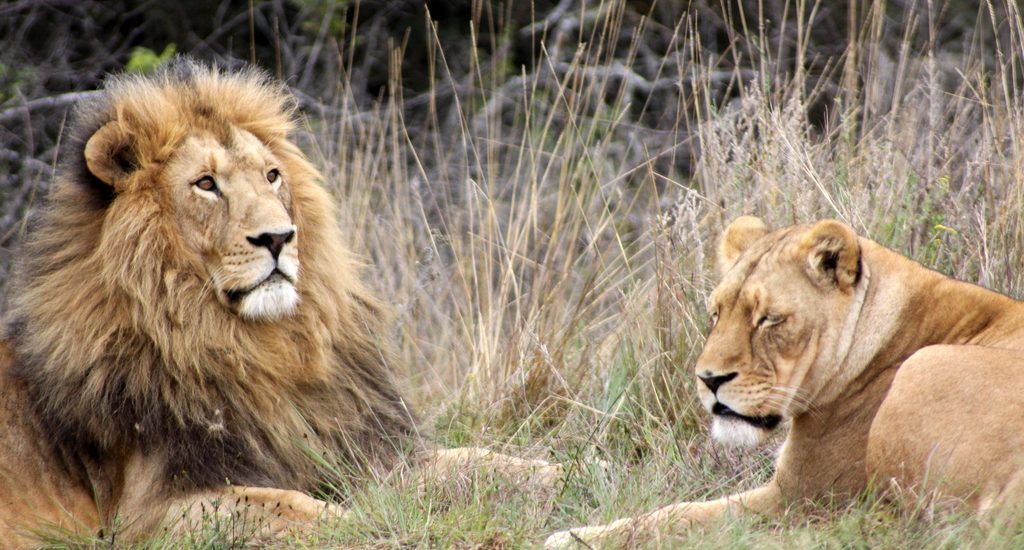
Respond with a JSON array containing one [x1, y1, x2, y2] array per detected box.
[[41, 0, 1024, 547]]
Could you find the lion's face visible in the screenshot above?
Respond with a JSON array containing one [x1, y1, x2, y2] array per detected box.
[[165, 128, 300, 321], [84, 115, 301, 322], [697, 217, 865, 447]]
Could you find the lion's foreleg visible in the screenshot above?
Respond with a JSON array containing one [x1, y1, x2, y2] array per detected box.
[[417, 447, 563, 489], [544, 483, 782, 548], [405, 446, 561, 493], [118, 486, 347, 541], [170, 486, 347, 533]]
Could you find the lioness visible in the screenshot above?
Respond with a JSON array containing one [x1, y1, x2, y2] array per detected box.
[[547, 216, 1024, 547]]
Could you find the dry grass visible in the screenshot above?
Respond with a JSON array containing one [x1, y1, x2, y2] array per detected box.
[[32, 0, 1024, 547], [316, 1, 1024, 547]]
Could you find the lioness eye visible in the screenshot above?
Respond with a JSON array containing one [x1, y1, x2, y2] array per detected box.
[[267, 169, 280, 184], [757, 314, 782, 328], [193, 176, 218, 194]]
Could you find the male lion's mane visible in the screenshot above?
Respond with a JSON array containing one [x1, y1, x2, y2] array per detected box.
[[6, 61, 417, 495]]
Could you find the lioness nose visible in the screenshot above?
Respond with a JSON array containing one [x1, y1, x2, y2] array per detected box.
[[698, 372, 738, 394], [247, 229, 295, 260]]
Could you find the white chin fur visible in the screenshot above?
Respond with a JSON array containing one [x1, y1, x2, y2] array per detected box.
[[238, 281, 299, 320], [711, 417, 767, 449]]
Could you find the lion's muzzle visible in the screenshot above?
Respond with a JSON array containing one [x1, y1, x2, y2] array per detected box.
[[221, 225, 301, 321], [246, 229, 295, 260]]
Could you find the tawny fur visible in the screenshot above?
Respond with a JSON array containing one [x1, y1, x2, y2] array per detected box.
[[0, 60, 420, 542], [547, 217, 1024, 548]]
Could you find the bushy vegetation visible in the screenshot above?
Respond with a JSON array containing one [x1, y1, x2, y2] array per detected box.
[[4, 0, 1024, 547]]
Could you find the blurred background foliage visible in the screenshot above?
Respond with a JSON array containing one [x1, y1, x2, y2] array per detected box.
[[1, 0, 1010, 216]]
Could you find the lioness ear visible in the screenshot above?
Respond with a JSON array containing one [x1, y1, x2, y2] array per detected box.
[[718, 216, 770, 276], [84, 121, 134, 187], [799, 220, 861, 291]]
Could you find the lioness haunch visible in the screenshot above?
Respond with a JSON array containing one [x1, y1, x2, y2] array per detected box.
[[547, 216, 1024, 547]]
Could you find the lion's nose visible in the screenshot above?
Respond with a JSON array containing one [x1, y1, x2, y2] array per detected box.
[[246, 229, 295, 260], [698, 371, 738, 394]]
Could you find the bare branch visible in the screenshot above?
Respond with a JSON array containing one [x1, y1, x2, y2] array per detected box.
[[0, 150, 53, 175], [518, 0, 576, 38], [0, 91, 101, 125]]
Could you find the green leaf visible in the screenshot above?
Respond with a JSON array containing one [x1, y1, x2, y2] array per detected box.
[[126, 44, 177, 73]]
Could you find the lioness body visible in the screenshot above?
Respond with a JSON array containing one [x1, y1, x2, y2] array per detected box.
[[0, 61, 557, 546], [870, 346, 1024, 514], [547, 217, 1024, 547]]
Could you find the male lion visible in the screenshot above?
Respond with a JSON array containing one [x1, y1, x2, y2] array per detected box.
[[547, 216, 1024, 547], [0, 60, 557, 546]]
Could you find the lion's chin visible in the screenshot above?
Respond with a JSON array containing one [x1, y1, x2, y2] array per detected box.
[[236, 280, 300, 321], [710, 416, 770, 449]]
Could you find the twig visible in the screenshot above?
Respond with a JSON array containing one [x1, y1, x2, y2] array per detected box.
[[518, 0, 575, 37], [0, 176, 38, 246], [0, 150, 53, 175], [0, 91, 101, 125], [297, 2, 336, 91]]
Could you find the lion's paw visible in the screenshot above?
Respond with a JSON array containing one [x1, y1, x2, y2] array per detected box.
[[544, 520, 628, 549], [544, 529, 580, 549], [544, 526, 600, 549]]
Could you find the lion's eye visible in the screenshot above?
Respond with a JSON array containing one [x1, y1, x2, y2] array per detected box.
[[267, 169, 280, 184], [193, 176, 219, 194], [709, 311, 719, 327], [757, 314, 783, 328]]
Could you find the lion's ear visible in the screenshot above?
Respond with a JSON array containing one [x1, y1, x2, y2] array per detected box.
[[84, 121, 135, 187], [799, 220, 861, 291], [717, 216, 770, 276]]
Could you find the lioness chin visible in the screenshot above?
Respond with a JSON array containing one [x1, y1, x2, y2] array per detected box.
[[546, 216, 1024, 548], [0, 59, 559, 547]]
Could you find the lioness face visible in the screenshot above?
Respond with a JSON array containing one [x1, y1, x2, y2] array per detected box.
[[697, 218, 863, 447], [166, 128, 300, 321]]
